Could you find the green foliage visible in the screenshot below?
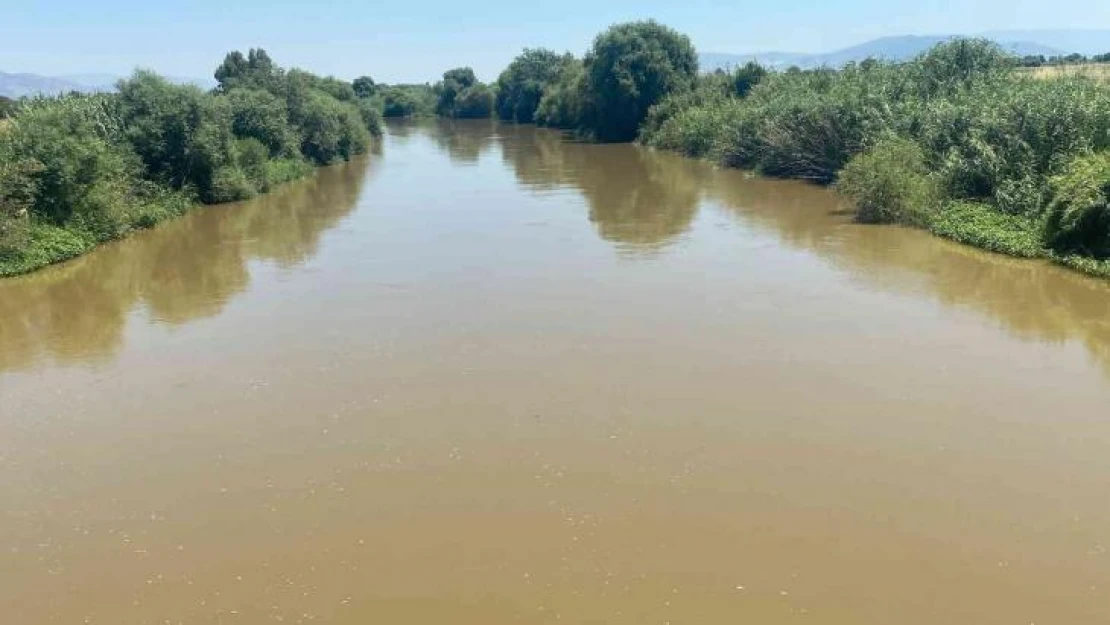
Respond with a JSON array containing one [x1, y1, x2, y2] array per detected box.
[[640, 72, 734, 152], [0, 95, 17, 119], [4, 94, 144, 232], [535, 61, 587, 129], [297, 92, 370, 164], [227, 87, 299, 157], [352, 76, 377, 99], [380, 85, 435, 118], [434, 67, 493, 119], [117, 71, 239, 202], [357, 98, 384, 136], [495, 49, 576, 123], [582, 20, 698, 142], [1, 48, 377, 277], [1044, 152, 1110, 257], [732, 62, 768, 98], [638, 34, 1110, 270], [452, 84, 494, 119], [838, 137, 938, 225], [929, 201, 1044, 258], [215, 48, 283, 93]]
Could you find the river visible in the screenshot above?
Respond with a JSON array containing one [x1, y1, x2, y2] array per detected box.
[[2, 119, 1109, 624]]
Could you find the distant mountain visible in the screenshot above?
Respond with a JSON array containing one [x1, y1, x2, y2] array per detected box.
[[701, 34, 1064, 72], [981, 30, 1110, 56], [0, 71, 97, 98], [0, 71, 216, 98]]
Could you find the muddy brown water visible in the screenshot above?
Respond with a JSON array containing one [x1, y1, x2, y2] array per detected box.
[[3, 119, 1110, 625]]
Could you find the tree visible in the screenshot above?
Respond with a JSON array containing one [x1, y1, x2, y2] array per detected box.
[[434, 68, 492, 119], [0, 95, 16, 118], [353, 76, 377, 99], [226, 88, 297, 157], [582, 20, 698, 142], [215, 48, 283, 93], [732, 61, 767, 98], [535, 60, 586, 129], [495, 49, 576, 123], [382, 87, 419, 117]]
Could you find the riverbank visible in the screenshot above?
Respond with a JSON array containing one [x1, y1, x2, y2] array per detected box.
[[0, 49, 380, 278], [474, 27, 1110, 280], [635, 40, 1110, 278]]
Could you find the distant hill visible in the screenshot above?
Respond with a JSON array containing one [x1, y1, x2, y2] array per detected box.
[[702, 34, 1065, 72], [981, 29, 1110, 56], [0, 71, 216, 98], [0, 72, 100, 98]]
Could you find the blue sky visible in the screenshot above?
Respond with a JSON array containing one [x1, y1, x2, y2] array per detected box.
[[3, 0, 1109, 83]]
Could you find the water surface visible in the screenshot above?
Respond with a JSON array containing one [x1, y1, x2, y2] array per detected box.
[[3, 119, 1110, 624]]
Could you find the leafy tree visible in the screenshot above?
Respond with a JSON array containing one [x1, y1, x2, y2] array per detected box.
[[535, 60, 587, 129], [732, 61, 767, 97], [495, 49, 576, 123], [297, 92, 370, 164], [382, 87, 419, 117], [353, 76, 377, 98], [226, 88, 298, 157], [582, 20, 698, 141], [117, 71, 239, 202], [379, 84, 436, 117], [434, 67, 476, 116], [0, 95, 17, 118], [215, 48, 283, 93], [434, 68, 493, 119]]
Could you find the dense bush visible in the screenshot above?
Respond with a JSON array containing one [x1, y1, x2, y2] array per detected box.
[[638, 36, 1110, 267], [534, 61, 587, 129], [1044, 152, 1110, 257], [0, 95, 17, 118], [0, 49, 378, 276], [379, 85, 436, 118], [581, 21, 698, 141], [495, 49, 576, 123], [434, 67, 494, 119], [352, 76, 377, 99], [837, 137, 938, 225]]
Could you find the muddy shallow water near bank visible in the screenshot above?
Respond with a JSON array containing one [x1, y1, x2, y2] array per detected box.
[[2, 119, 1109, 624]]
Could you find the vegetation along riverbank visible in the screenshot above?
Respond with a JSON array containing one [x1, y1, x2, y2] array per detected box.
[[481, 21, 1110, 277], [5, 21, 1110, 278], [0, 50, 381, 277]]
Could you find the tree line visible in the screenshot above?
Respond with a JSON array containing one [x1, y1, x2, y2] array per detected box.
[[416, 20, 1110, 277], [5, 22, 1110, 278], [1018, 52, 1110, 67], [0, 49, 381, 276]]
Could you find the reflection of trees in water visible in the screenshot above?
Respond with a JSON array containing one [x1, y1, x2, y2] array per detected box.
[[0, 158, 370, 372], [704, 169, 1110, 377], [498, 124, 706, 254], [428, 118, 497, 165], [383, 118, 420, 147]]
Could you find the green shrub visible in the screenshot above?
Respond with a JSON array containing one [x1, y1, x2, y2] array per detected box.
[[1044, 151, 1110, 257], [929, 201, 1044, 257], [582, 20, 698, 141], [264, 158, 313, 188], [0, 48, 370, 276], [495, 49, 576, 123], [837, 137, 939, 225], [209, 166, 256, 203], [535, 62, 587, 129], [298, 92, 369, 164], [357, 98, 384, 136], [227, 88, 298, 157]]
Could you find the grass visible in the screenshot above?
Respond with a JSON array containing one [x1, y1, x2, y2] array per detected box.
[[0, 223, 97, 277], [928, 201, 1045, 258], [1025, 64, 1110, 82]]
